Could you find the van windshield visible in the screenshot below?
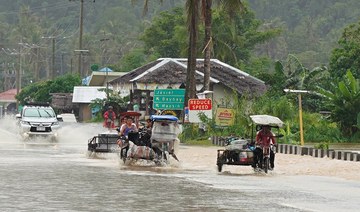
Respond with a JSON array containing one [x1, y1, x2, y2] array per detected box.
[[23, 108, 55, 118]]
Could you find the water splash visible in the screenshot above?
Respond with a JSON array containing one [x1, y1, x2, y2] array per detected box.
[[57, 122, 104, 144], [0, 114, 21, 143]]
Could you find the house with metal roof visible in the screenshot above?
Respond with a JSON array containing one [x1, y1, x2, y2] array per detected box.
[[85, 67, 126, 86], [72, 86, 106, 122], [0, 89, 18, 115]]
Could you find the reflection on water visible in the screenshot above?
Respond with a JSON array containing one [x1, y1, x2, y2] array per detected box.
[[1, 119, 360, 211], [0, 148, 253, 211]]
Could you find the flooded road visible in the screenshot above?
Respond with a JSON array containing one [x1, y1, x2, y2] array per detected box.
[[1, 117, 359, 211]]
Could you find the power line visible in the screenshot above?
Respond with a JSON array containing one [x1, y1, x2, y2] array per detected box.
[[0, 2, 77, 15]]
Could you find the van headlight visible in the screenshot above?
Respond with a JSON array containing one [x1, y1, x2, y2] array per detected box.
[[20, 121, 30, 125], [52, 121, 59, 126]]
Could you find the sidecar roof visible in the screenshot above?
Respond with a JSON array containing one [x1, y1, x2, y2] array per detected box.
[[250, 115, 284, 128], [151, 115, 178, 122], [120, 111, 142, 117]]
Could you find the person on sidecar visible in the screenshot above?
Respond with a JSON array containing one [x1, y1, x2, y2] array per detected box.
[[119, 116, 138, 136], [252, 125, 276, 169]]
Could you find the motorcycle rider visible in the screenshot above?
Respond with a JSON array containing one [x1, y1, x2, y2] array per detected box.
[[145, 118, 152, 131], [252, 125, 276, 170], [103, 106, 116, 129]]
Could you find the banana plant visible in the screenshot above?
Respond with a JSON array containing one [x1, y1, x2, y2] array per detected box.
[[355, 113, 360, 130], [317, 70, 360, 137], [279, 121, 298, 144], [275, 54, 328, 91]]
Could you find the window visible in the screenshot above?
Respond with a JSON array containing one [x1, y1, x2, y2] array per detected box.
[[23, 108, 55, 118]]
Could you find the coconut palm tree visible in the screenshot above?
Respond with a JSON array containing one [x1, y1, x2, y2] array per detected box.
[[201, 0, 244, 91], [132, 0, 197, 101], [130, 0, 164, 16], [185, 0, 200, 101], [135, 0, 243, 100], [202, 0, 212, 91]]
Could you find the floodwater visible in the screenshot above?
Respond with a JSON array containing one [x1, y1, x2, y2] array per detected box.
[[1, 115, 360, 211]]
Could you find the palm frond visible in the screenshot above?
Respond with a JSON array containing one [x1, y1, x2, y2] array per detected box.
[[131, 0, 164, 17], [213, 37, 238, 64], [217, 0, 244, 18]]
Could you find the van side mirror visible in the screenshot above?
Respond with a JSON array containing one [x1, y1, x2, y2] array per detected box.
[[15, 114, 21, 119], [57, 115, 63, 122]]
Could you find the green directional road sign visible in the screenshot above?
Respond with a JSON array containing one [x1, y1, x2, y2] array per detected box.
[[153, 89, 185, 110]]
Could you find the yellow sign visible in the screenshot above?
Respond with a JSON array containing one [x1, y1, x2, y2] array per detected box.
[[215, 108, 235, 126], [162, 110, 177, 116]]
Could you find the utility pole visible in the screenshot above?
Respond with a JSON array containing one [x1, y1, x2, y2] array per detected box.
[[60, 53, 64, 75], [74, 49, 89, 78], [18, 45, 21, 98], [18, 43, 43, 82], [100, 34, 110, 66], [100, 34, 111, 99], [105, 67, 109, 99], [70, 58, 73, 73], [35, 47, 40, 82], [52, 37, 55, 79], [1, 43, 28, 111], [42, 36, 56, 80], [69, 0, 95, 76], [78, 0, 84, 76], [284, 89, 313, 146]]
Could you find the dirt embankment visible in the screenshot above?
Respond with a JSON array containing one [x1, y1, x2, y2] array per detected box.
[[177, 145, 360, 181]]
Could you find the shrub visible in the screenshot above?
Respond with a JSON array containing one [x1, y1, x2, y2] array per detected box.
[[314, 142, 329, 150]]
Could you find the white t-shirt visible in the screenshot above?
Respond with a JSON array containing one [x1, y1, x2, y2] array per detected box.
[[120, 123, 138, 136]]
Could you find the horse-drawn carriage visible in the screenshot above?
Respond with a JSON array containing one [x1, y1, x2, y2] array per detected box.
[[216, 115, 284, 173]]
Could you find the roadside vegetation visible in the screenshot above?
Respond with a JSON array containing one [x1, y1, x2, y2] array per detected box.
[[6, 1, 359, 145], [15, 74, 81, 106], [181, 21, 360, 144]]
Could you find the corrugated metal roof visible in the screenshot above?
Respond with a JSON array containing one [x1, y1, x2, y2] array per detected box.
[[72, 86, 106, 103], [88, 72, 126, 86], [109, 58, 266, 96], [0, 89, 18, 103]]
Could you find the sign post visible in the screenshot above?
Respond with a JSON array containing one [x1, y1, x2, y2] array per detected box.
[[283, 89, 311, 146]]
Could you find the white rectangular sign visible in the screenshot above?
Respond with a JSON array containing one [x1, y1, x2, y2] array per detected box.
[[188, 98, 213, 123]]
